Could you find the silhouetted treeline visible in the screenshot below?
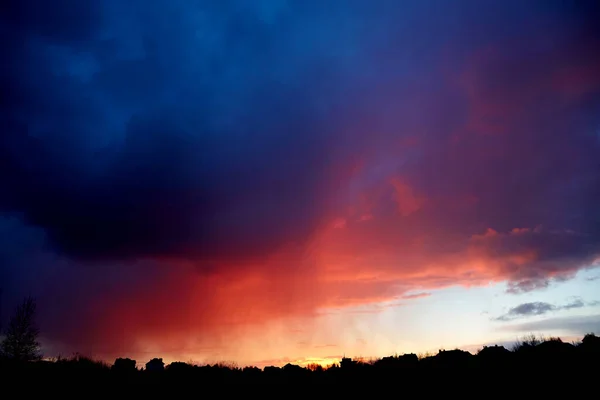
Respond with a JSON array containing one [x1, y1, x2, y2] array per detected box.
[[1, 333, 599, 391]]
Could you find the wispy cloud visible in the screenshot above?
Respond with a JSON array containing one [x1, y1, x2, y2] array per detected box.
[[401, 292, 431, 300], [506, 279, 551, 295], [314, 344, 338, 349], [498, 314, 600, 335], [493, 298, 594, 321]]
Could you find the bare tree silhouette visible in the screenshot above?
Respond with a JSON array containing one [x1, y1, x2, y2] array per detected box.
[[0, 296, 41, 361]]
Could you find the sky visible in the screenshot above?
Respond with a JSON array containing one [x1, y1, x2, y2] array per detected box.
[[1, 0, 600, 367]]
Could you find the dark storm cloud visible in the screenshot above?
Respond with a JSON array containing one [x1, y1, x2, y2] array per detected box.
[[0, 0, 395, 349], [1, 0, 369, 264], [2, 0, 600, 356], [2, 0, 599, 266]]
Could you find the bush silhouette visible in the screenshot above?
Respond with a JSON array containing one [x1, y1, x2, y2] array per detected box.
[[111, 357, 137, 373], [2, 333, 599, 391], [145, 358, 165, 372], [581, 332, 600, 352]]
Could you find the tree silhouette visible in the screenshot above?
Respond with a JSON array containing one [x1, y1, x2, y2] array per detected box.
[[0, 296, 41, 361]]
